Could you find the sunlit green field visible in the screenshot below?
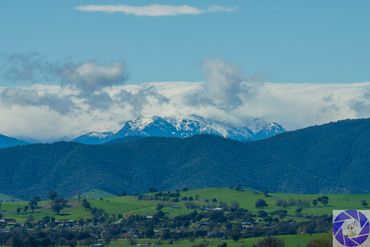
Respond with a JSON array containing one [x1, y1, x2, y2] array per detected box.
[[181, 188, 370, 215], [1, 199, 91, 222], [109, 233, 328, 247], [1, 188, 369, 223], [0, 193, 19, 202]]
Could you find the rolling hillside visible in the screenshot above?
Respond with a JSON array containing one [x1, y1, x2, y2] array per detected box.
[[1, 118, 370, 198], [1, 188, 367, 222], [0, 188, 333, 246]]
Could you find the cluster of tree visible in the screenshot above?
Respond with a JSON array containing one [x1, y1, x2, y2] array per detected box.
[[255, 199, 268, 208], [80, 198, 110, 224], [276, 198, 311, 208], [15, 192, 69, 216], [312, 196, 329, 207], [14, 197, 41, 215], [0, 225, 105, 246], [48, 192, 69, 215], [140, 191, 201, 203]]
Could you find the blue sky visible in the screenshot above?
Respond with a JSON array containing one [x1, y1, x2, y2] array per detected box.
[[2, 1, 370, 139], [1, 0, 370, 84]]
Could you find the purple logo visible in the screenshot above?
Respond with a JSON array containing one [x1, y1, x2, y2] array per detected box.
[[333, 210, 370, 246]]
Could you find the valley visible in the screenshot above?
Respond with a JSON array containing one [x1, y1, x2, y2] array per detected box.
[[0, 187, 342, 246], [1, 118, 370, 199]]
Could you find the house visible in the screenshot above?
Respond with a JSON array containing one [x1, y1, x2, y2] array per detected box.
[[212, 207, 223, 211], [241, 221, 253, 228]]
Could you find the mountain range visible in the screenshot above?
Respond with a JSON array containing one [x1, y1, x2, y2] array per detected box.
[[1, 118, 370, 198], [0, 134, 27, 149], [73, 115, 286, 144]]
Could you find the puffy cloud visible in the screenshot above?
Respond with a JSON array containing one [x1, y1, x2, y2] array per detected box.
[[349, 90, 370, 116], [0, 87, 77, 114], [0, 82, 370, 141], [0, 53, 128, 92], [1, 54, 370, 141], [115, 86, 169, 116], [82, 91, 114, 110], [60, 61, 128, 92], [75, 4, 237, 17], [189, 59, 248, 109]]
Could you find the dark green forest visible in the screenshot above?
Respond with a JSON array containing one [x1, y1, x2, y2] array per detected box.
[[1, 118, 370, 198]]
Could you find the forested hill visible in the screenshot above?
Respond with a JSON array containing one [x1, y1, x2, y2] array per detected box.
[[1, 118, 370, 199], [0, 134, 27, 148]]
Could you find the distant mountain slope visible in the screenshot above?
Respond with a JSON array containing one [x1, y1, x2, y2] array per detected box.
[[0, 193, 20, 202], [2, 118, 370, 199], [73, 115, 285, 144], [105, 136, 145, 144], [72, 131, 115, 145], [75, 189, 116, 199], [0, 134, 27, 148]]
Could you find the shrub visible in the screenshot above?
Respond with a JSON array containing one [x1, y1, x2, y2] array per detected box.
[[255, 199, 268, 208]]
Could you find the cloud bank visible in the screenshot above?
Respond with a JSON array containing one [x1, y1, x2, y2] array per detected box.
[[1, 54, 370, 141], [75, 4, 237, 17], [60, 61, 128, 92], [1, 81, 370, 141]]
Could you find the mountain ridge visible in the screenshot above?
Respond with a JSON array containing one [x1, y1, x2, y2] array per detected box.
[[73, 115, 285, 144], [0, 134, 28, 148], [1, 118, 370, 198]]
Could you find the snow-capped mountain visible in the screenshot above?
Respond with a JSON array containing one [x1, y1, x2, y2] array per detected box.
[[253, 122, 286, 140], [73, 115, 286, 144], [165, 116, 255, 140], [72, 131, 115, 145], [115, 116, 178, 138]]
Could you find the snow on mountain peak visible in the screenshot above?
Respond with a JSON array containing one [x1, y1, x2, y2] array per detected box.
[[73, 115, 286, 144], [127, 116, 163, 130], [87, 132, 113, 139]]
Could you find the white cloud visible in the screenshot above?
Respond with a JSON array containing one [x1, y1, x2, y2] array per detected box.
[[190, 59, 246, 109], [207, 6, 238, 13], [0, 52, 368, 141], [60, 61, 128, 92], [1, 81, 370, 141], [0, 53, 129, 92], [75, 4, 237, 17], [0, 87, 76, 114]]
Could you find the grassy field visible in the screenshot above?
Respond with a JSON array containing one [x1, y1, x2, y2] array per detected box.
[[0, 189, 341, 246], [74, 189, 116, 199], [1, 199, 91, 222], [109, 233, 328, 247], [0, 193, 19, 202], [1, 188, 369, 222], [181, 188, 370, 215]]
